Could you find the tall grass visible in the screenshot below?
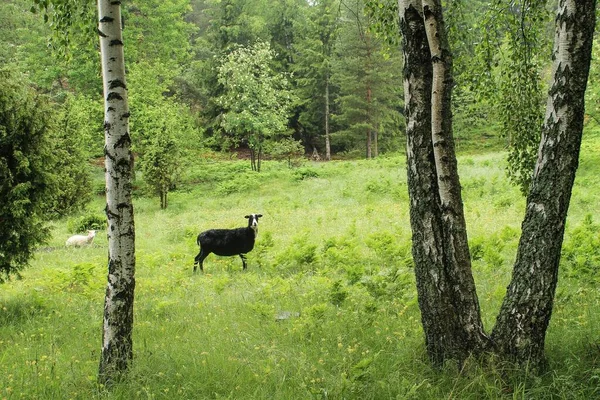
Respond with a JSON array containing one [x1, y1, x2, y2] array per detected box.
[[1, 133, 600, 399]]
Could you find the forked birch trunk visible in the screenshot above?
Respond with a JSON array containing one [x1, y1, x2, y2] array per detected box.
[[491, 0, 596, 369], [97, 0, 137, 384], [399, 0, 454, 365], [422, 0, 488, 355], [399, 0, 488, 365]]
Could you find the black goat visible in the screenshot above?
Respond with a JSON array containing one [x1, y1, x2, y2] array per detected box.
[[193, 214, 263, 272]]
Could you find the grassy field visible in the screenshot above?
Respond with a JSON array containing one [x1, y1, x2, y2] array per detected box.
[[1, 132, 600, 399]]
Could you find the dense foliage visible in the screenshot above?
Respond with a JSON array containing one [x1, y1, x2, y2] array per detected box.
[[0, 69, 95, 282], [139, 131, 181, 209], [217, 41, 295, 171], [4, 0, 598, 198], [0, 70, 54, 281], [470, 0, 552, 195]]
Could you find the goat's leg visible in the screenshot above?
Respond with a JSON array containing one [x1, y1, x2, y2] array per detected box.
[[240, 253, 247, 270], [194, 249, 209, 272]]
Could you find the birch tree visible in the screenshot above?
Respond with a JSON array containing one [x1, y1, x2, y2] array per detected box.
[[399, 0, 596, 369], [217, 41, 294, 172], [421, 0, 488, 357], [97, 0, 136, 384], [29, 0, 136, 384], [398, 0, 488, 366], [491, 0, 597, 369]]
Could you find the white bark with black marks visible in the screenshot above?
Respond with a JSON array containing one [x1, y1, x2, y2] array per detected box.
[[491, 0, 596, 369], [399, 0, 488, 366], [97, 0, 136, 385]]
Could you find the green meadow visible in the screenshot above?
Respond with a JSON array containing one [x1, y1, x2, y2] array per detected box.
[[1, 133, 600, 399]]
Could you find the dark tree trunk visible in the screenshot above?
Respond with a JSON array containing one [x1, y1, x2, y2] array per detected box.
[[325, 73, 331, 161], [399, 0, 488, 366], [491, 0, 597, 369], [160, 188, 168, 210], [250, 147, 256, 171], [366, 86, 372, 159], [258, 144, 262, 172], [373, 129, 378, 158], [366, 32, 373, 159], [422, 0, 489, 356]]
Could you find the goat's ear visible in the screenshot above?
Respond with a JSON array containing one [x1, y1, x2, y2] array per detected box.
[[256, 214, 263, 218], [244, 215, 250, 219]]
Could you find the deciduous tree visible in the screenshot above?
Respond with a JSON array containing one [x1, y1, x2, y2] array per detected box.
[[399, 0, 488, 366], [491, 0, 597, 369], [217, 41, 294, 171], [97, 0, 136, 384], [399, 0, 596, 369]]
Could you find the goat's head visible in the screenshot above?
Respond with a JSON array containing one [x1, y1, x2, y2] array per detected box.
[[245, 214, 262, 235], [88, 230, 97, 237]]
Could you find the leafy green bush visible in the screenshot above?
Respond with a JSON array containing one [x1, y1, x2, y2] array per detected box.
[[67, 214, 106, 233], [364, 177, 393, 194], [0, 69, 54, 281], [293, 167, 319, 181], [469, 237, 485, 261], [253, 231, 275, 269], [360, 266, 415, 301], [365, 231, 411, 266], [562, 215, 600, 282], [329, 280, 348, 306], [322, 236, 358, 266], [275, 233, 318, 272], [52, 263, 98, 294], [216, 172, 260, 195]]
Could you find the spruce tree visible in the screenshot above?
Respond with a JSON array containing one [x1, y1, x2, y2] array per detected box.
[[0, 69, 54, 281]]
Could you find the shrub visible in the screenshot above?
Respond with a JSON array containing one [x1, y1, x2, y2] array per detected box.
[[216, 172, 260, 195], [0, 69, 54, 281], [139, 132, 181, 209], [562, 215, 600, 282], [329, 280, 348, 306], [365, 231, 411, 266], [275, 233, 318, 272], [67, 214, 106, 233], [293, 168, 319, 181], [253, 231, 275, 269]]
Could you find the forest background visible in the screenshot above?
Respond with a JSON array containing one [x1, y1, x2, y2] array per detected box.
[[3, 0, 600, 192], [1, 0, 600, 398]]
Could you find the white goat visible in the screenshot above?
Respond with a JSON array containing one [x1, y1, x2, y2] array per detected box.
[[66, 230, 97, 247]]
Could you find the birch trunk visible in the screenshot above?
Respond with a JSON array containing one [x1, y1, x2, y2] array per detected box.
[[97, 0, 136, 384], [422, 0, 488, 354], [399, 0, 488, 365], [399, 0, 454, 365], [491, 0, 596, 369]]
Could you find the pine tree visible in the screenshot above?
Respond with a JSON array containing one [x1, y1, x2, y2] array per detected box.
[[332, 0, 403, 157]]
